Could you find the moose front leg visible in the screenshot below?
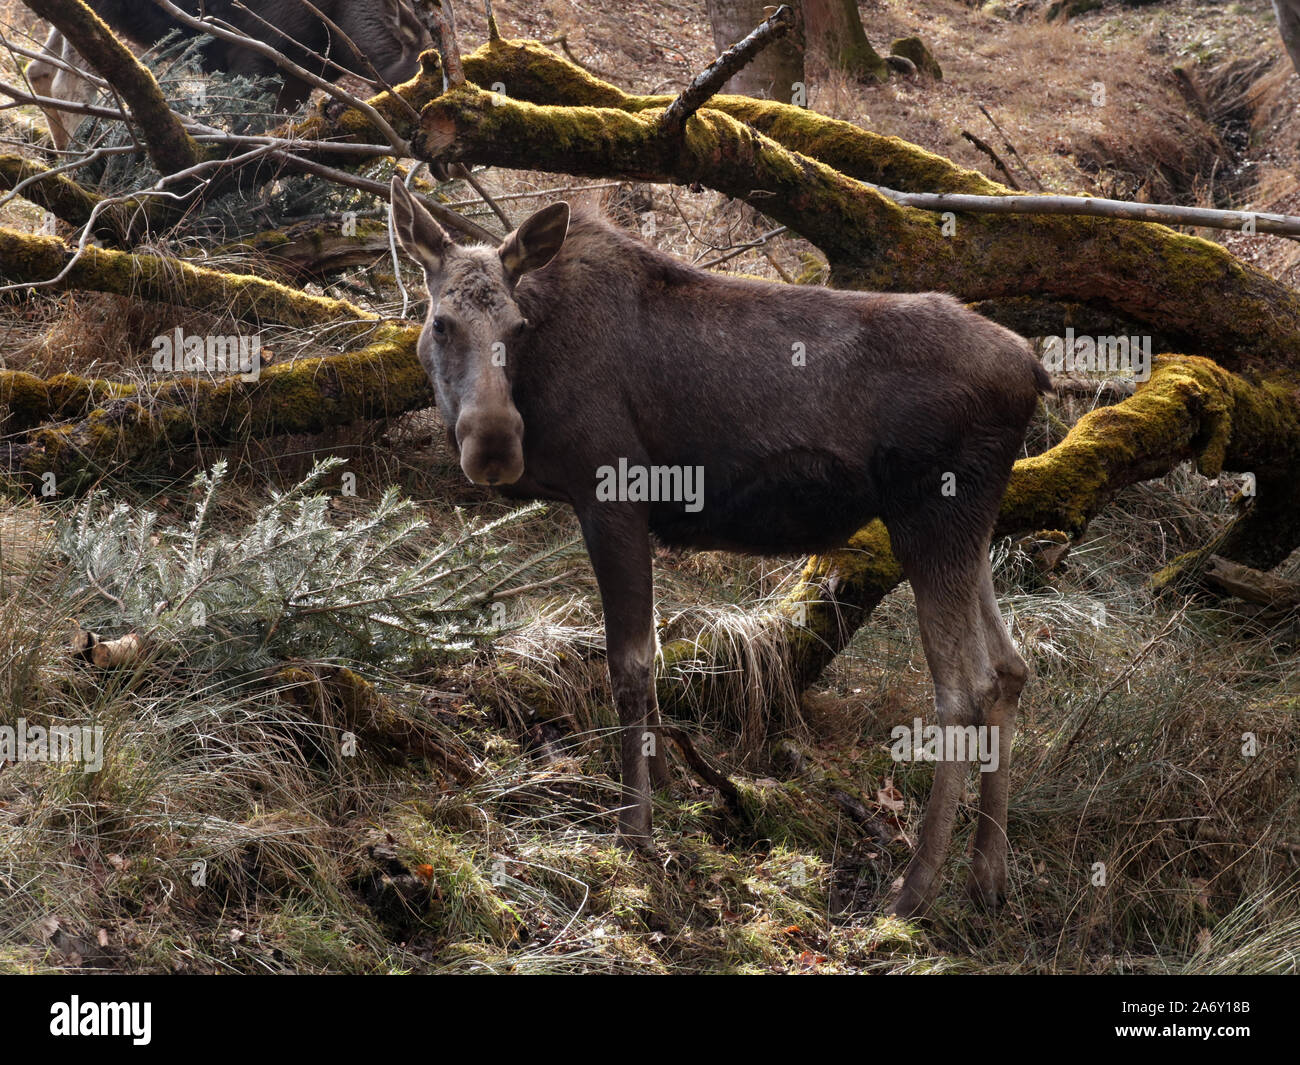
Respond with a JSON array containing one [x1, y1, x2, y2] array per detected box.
[[578, 504, 665, 851]]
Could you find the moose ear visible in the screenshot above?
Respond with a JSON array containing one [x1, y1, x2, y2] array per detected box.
[[390, 177, 451, 273], [499, 201, 569, 285]]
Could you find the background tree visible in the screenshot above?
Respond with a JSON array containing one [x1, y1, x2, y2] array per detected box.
[[1275, 0, 1300, 75]]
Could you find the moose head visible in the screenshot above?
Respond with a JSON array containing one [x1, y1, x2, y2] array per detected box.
[[389, 179, 570, 487]]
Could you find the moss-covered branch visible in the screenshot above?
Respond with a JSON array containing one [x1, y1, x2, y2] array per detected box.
[[403, 71, 1300, 377], [0, 227, 374, 329], [0, 153, 172, 245], [309, 39, 1299, 377], [2, 323, 426, 491], [1, 154, 106, 231]]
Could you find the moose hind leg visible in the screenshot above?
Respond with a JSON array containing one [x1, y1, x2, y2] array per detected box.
[[967, 566, 1027, 908], [889, 542, 999, 919]]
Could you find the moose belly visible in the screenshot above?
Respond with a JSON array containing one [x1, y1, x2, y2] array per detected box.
[[642, 452, 879, 556]]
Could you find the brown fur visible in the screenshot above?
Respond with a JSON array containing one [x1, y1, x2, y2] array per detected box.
[[391, 182, 1051, 917]]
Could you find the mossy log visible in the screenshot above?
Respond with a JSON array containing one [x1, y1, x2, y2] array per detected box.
[[393, 51, 1300, 376], [0, 154, 118, 238], [1, 323, 425, 492], [0, 154, 176, 245], [291, 38, 1300, 377], [0, 227, 374, 330]]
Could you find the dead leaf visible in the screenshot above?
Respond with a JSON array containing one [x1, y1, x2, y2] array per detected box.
[[876, 779, 905, 813]]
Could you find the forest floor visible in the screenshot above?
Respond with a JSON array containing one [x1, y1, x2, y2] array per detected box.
[[0, 0, 1297, 973]]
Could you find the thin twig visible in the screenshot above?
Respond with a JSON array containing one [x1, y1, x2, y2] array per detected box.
[[230, 0, 421, 123], [281, 153, 495, 242], [696, 225, 788, 270], [0, 32, 110, 93], [389, 162, 420, 316], [978, 103, 1044, 192], [460, 167, 511, 228], [961, 129, 1021, 191], [540, 35, 617, 82], [0, 78, 130, 126], [660, 724, 741, 809]]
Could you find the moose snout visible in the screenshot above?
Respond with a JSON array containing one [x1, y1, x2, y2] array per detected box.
[[455, 406, 525, 486]]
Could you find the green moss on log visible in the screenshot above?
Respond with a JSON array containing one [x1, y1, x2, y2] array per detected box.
[[0, 227, 374, 331]]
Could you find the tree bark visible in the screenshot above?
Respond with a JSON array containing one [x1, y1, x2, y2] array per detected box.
[[0, 226, 374, 330], [803, 0, 888, 82], [704, 0, 805, 101], [1, 324, 425, 491]]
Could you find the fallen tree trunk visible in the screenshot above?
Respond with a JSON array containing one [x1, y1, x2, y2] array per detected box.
[[1, 323, 425, 492], [402, 70, 1300, 377], [0, 226, 374, 330]]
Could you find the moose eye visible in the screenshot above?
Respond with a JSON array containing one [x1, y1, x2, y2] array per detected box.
[[513, 318, 530, 339], [431, 316, 448, 338]]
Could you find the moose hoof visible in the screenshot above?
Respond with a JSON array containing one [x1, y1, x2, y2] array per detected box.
[[616, 829, 657, 857], [888, 871, 937, 919], [888, 889, 932, 920], [965, 860, 1007, 910]]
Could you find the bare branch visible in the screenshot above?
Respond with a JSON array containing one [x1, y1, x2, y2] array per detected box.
[[977, 103, 1043, 191], [660, 4, 796, 138], [417, 0, 465, 90], [275, 153, 497, 243], [695, 225, 788, 270], [960, 129, 1021, 191], [875, 188, 1300, 239], [0, 76, 128, 127]]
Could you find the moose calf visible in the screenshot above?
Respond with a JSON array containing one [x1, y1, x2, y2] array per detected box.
[[390, 180, 1050, 918]]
